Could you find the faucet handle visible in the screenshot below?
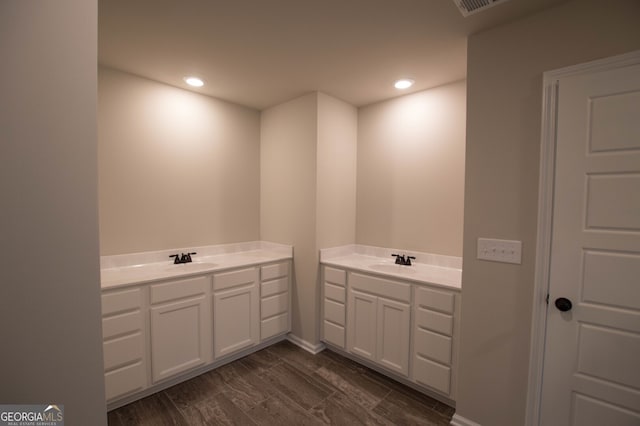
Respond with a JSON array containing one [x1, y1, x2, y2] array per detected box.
[[392, 254, 405, 265], [406, 256, 416, 266], [169, 254, 180, 264]]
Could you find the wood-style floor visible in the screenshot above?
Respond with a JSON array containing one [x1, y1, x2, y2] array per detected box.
[[108, 340, 455, 425]]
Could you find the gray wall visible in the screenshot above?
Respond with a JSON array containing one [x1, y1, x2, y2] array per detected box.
[[261, 92, 358, 345], [357, 81, 466, 256], [0, 1, 107, 424], [458, 0, 640, 424], [98, 67, 261, 255]]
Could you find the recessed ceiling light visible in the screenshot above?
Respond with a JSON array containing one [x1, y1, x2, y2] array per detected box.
[[184, 76, 204, 87], [394, 79, 414, 90]]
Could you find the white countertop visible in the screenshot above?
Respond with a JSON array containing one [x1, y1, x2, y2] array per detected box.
[[101, 242, 292, 289], [320, 245, 462, 291]]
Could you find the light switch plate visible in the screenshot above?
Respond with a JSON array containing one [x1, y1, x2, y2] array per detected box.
[[477, 238, 522, 264]]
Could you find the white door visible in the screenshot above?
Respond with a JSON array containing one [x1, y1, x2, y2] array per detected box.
[[213, 282, 259, 358], [540, 61, 640, 425], [150, 295, 209, 383], [376, 297, 410, 376], [347, 289, 377, 362]]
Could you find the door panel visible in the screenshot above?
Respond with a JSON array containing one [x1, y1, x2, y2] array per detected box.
[[214, 283, 258, 358], [540, 61, 640, 424], [376, 297, 410, 376], [347, 289, 377, 362], [572, 394, 640, 426], [150, 296, 208, 383]]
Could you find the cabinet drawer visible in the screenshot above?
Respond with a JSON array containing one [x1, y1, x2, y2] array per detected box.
[[324, 282, 345, 303], [414, 328, 452, 365], [261, 262, 288, 281], [103, 332, 144, 371], [323, 321, 345, 348], [261, 313, 288, 340], [413, 355, 451, 395], [261, 277, 288, 298], [102, 287, 142, 316], [150, 275, 208, 304], [415, 286, 455, 314], [415, 309, 453, 336], [214, 268, 257, 291], [102, 310, 143, 340], [261, 292, 288, 319], [104, 361, 146, 401], [324, 299, 345, 326], [324, 267, 346, 286], [350, 273, 410, 303]]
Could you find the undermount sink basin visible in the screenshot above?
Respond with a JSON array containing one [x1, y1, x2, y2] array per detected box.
[[164, 262, 217, 272], [369, 263, 417, 274]]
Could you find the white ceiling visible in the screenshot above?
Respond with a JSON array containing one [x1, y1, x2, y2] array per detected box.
[[99, 0, 566, 110]]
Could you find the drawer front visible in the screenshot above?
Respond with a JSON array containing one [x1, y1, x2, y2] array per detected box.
[[102, 310, 143, 340], [415, 309, 453, 336], [415, 286, 455, 314], [323, 321, 345, 348], [261, 277, 288, 298], [103, 332, 144, 371], [214, 268, 257, 292], [324, 282, 346, 304], [413, 355, 451, 395], [261, 292, 288, 319], [261, 313, 288, 340], [104, 361, 146, 401], [150, 275, 208, 304], [261, 262, 288, 281], [350, 272, 411, 302], [324, 267, 346, 286], [324, 299, 345, 326], [414, 328, 452, 365], [102, 287, 142, 316]]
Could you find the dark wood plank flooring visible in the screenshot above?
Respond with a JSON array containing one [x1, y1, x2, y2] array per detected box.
[[108, 340, 455, 425]]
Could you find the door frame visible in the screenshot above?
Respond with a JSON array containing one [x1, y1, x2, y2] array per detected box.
[[525, 49, 640, 426]]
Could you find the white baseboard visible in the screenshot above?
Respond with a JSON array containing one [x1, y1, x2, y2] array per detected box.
[[450, 413, 481, 426], [286, 333, 326, 354]]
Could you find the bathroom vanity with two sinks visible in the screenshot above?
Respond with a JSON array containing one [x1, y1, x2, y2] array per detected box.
[[100, 241, 292, 409], [100, 241, 462, 409]]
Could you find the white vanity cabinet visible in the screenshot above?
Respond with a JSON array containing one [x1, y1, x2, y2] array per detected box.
[[412, 286, 460, 398], [322, 266, 347, 348], [101, 286, 147, 402], [149, 275, 212, 383], [212, 267, 259, 358], [321, 263, 461, 404], [347, 272, 411, 377], [101, 250, 292, 409], [260, 262, 291, 340]]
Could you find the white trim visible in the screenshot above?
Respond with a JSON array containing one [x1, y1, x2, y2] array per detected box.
[[526, 49, 640, 426], [450, 413, 481, 426], [286, 333, 326, 354]]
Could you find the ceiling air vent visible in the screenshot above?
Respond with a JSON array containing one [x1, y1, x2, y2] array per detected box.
[[451, 0, 511, 17]]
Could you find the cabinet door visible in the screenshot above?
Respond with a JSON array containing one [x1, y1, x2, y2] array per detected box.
[[377, 297, 410, 376], [214, 283, 259, 358], [347, 289, 377, 362], [150, 295, 209, 383]]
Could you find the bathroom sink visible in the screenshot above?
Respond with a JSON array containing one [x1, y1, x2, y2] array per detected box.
[[164, 262, 217, 272], [369, 263, 417, 274]]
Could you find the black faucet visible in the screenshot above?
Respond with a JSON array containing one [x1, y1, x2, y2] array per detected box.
[[391, 254, 416, 266], [169, 252, 197, 264]]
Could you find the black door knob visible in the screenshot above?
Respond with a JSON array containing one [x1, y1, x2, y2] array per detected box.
[[555, 297, 572, 312]]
